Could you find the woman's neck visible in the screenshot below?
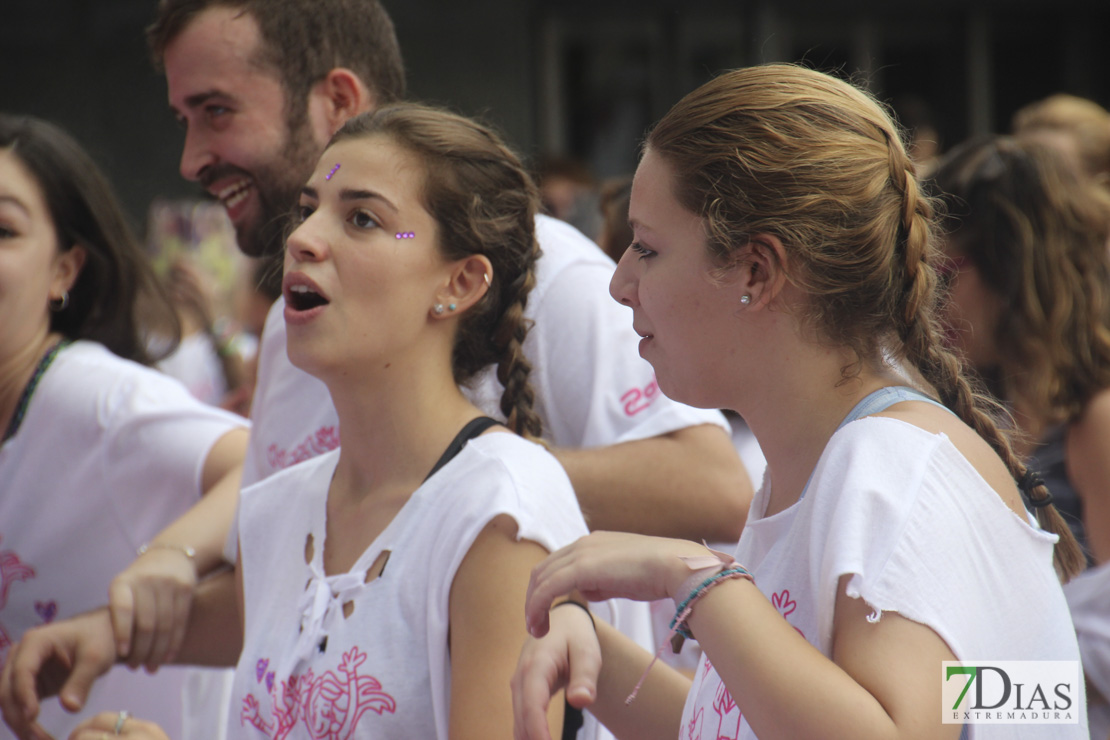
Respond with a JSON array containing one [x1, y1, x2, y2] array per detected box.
[[739, 355, 904, 517], [325, 354, 489, 503], [0, 328, 64, 441]]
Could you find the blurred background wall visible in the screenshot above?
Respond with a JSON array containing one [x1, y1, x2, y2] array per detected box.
[[1, 0, 1107, 233]]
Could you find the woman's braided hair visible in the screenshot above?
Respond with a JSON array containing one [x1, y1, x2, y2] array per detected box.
[[330, 104, 543, 438], [647, 64, 1082, 578]]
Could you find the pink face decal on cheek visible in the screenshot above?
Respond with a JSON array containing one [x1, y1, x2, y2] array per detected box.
[[395, 232, 415, 239]]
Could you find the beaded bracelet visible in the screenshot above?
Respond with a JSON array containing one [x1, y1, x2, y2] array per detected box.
[[626, 561, 754, 705], [669, 566, 754, 640]]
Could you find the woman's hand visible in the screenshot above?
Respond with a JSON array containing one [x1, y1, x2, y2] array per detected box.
[[108, 546, 198, 670], [524, 532, 712, 638], [512, 602, 601, 740], [68, 711, 170, 740], [0, 609, 118, 740]]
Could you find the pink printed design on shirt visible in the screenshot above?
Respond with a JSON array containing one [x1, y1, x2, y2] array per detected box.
[[685, 707, 704, 739], [711, 681, 742, 740], [620, 375, 661, 416], [690, 657, 743, 740], [241, 647, 396, 739], [771, 589, 806, 638], [0, 537, 36, 664], [267, 426, 340, 471]]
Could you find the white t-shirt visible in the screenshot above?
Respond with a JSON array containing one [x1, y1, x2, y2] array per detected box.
[[680, 417, 1086, 739], [230, 433, 589, 739], [0, 341, 247, 740], [157, 331, 229, 407]]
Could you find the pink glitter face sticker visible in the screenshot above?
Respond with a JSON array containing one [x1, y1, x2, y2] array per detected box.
[[395, 232, 415, 239], [325, 163, 341, 180]]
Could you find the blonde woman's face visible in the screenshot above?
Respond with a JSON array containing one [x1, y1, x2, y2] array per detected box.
[[609, 148, 749, 409]]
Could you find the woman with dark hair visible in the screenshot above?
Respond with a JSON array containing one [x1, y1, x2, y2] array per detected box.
[[0, 114, 248, 738], [933, 134, 1110, 737], [509, 66, 1085, 739], [1, 104, 591, 740]]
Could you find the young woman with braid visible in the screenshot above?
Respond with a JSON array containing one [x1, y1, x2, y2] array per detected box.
[[510, 65, 1086, 740], [1, 104, 588, 740]]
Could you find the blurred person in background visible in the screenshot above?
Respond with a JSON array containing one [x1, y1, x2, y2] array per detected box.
[[933, 134, 1110, 739]]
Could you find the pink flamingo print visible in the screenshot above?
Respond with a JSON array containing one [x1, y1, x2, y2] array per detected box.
[[241, 647, 396, 739]]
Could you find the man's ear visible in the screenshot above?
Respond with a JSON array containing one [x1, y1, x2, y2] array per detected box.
[[432, 255, 494, 319], [51, 245, 86, 300], [737, 233, 789, 309], [312, 68, 375, 136]]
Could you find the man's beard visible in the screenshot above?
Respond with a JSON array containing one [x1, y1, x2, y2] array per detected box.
[[231, 115, 323, 260]]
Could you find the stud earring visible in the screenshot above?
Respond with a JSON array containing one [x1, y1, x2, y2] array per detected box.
[[49, 291, 69, 312], [739, 294, 752, 306], [448, 303, 457, 312], [433, 304, 445, 315], [483, 272, 492, 287]]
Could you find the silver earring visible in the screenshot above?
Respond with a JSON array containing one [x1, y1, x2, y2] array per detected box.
[[433, 303, 445, 315], [49, 291, 69, 312], [448, 303, 457, 312], [483, 273, 492, 287], [739, 294, 751, 306]]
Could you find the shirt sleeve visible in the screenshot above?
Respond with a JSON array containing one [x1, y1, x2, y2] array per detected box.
[[99, 365, 248, 541], [525, 257, 728, 449]]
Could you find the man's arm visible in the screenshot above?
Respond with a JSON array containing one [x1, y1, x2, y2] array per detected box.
[[552, 423, 751, 541], [527, 219, 754, 542]]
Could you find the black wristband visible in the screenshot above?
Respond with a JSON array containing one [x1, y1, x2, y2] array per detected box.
[[550, 600, 596, 632]]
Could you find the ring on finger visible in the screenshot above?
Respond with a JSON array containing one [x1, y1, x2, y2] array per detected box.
[[114, 709, 131, 734]]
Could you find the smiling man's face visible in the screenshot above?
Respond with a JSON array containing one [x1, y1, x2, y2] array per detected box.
[[163, 5, 323, 258]]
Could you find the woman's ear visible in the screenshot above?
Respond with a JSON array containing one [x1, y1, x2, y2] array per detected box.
[[432, 254, 494, 319], [737, 233, 789, 309], [51, 245, 86, 300]]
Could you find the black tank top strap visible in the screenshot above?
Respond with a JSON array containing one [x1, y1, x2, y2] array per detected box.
[[423, 416, 502, 483]]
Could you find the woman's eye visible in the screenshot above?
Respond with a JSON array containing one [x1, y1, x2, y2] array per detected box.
[[296, 205, 315, 223], [351, 210, 379, 229], [629, 242, 655, 259]]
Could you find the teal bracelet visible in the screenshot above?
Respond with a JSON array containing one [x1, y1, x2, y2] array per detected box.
[[669, 565, 753, 639]]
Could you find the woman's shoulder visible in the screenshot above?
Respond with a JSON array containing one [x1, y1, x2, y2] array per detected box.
[[815, 417, 991, 512], [465, 432, 570, 481], [41, 340, 245, 429], [452, 432, 580, 515], [52, 340, 183, 390], [864, 401, 1028, 519]]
